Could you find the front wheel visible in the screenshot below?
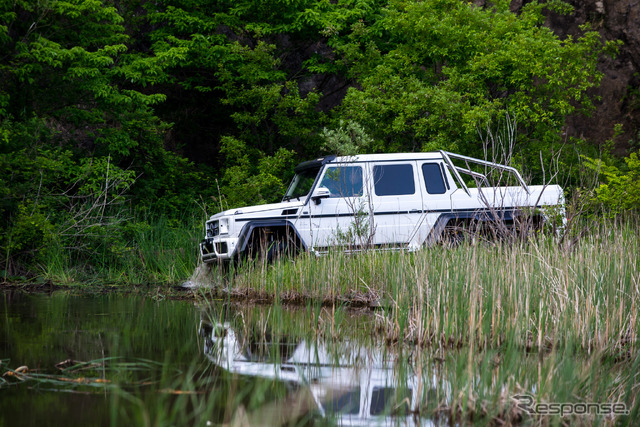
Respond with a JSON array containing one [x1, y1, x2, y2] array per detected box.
[[265, 238, 297, 263]]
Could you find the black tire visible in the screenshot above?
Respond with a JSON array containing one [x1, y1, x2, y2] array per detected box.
[[265, 238, 297, 263], [442, 225, 466, 247]]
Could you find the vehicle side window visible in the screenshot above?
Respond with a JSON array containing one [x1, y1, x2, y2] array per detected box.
[[320, 166, 363, 197], [373, 164, 415, 196], [322, 387, 361, 415], [421, 163, 447, 194], [370, 387, 412, 416]]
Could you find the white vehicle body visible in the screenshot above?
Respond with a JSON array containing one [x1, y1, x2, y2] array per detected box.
[[200, 151, 564, 263]]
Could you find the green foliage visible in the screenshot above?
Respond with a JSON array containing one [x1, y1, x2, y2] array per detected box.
[[0, 0, 627, 278], [217, 136, 296, 210], [216, 43, 322, 145], [335, 0, 615, 160], [583, 151, 640, 215], [321, 120, 376, 156], [0, 0, 214, 273], [4, 203, 54, 261]]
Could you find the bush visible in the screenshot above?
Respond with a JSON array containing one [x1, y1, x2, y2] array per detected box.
[[582, 150, 640, 215]]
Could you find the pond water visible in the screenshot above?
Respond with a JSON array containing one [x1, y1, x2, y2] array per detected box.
[[0, 291, 203, 426], [1, 292, 443, 426], [1, 291, 634, 426]]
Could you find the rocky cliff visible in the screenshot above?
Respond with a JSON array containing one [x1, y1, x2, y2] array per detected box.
[[518, 0, 640, 152]]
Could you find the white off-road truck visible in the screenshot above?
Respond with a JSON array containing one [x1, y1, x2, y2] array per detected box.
[[200, 151, 564, 263]]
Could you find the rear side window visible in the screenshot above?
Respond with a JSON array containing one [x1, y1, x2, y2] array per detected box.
[[373, 164, 415, 196], [320, 166, 363, 197], [422, 163, 447, 194], [370, 387, 412, 416]]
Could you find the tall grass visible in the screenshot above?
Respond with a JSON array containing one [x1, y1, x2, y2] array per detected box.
[[206, 219, 640, 355], [38, 211, 203, 286]]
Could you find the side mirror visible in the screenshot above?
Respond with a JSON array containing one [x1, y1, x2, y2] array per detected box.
[[311, 187, 331, 204]]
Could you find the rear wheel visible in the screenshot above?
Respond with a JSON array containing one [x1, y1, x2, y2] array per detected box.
[[442, 224, 466, 247]]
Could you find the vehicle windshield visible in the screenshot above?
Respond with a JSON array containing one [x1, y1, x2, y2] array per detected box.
[[283, 167, 321, 201]]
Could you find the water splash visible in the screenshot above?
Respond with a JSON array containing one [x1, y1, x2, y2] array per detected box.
[[181, 263, 217, 288]]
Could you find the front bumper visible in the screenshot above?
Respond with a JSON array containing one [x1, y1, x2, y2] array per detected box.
[[200, 238, 233, 263]]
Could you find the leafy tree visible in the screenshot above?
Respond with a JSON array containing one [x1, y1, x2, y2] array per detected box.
[[333, 0, 616, 176], [321, 119, 376, 156], [0, 0, 626, 276], [217, 136, 296, 209], [0, 0, 207, 270]]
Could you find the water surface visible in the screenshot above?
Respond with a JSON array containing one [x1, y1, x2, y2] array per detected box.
[[1, 291, 201, 426], [1, 290, 633, 426]]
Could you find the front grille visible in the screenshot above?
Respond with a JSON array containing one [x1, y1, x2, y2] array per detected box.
[[206, 220, 219, 238]]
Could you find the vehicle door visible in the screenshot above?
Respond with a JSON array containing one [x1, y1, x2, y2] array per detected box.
[[306, 164, 367, 250], [418, 161, 455, 242], [368, 161, 424, 248]]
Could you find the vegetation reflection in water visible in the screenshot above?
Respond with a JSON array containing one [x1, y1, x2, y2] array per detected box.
[[198, 302, 638, 426], [1, 292, 638, 426], [0, 291, 205, 426], [199, 303, 442, 426]]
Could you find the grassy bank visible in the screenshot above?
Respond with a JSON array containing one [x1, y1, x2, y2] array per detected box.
[[3, 214, 203, 287], [6, 212, 639, 357], [202, 219, 640, 356]]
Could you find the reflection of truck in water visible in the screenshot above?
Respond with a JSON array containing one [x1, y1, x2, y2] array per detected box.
[[199, 318, 446, 426]]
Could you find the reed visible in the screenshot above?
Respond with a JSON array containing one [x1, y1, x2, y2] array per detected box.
[[37, 212, 202, 286], [206, 219, 640, 355], [194, 302, 638, 426]]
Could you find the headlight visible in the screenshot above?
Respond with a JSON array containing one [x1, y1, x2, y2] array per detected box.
[[206, 220, 219, 237], [206, 217, 231, 237]]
